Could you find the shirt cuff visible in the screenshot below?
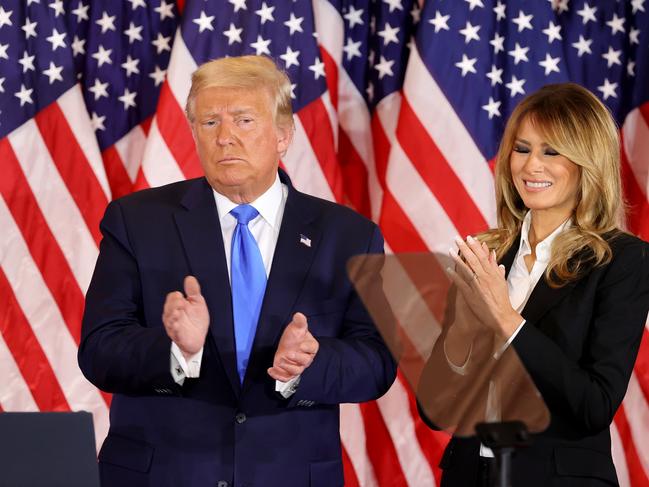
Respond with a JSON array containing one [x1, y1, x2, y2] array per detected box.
[[275, 376, 301, 399], [443, 338, 473, 376], [493, 319, 526, 359], [170, 343, 203, 385]]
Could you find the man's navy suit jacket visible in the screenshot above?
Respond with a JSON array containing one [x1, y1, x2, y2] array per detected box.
[[79, 171, 397, 487]]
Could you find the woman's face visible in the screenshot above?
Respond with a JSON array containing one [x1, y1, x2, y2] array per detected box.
[[510, 118, 581, 221]]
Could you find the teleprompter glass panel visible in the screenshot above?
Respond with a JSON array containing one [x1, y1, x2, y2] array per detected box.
[[347, 253, 550, 437]]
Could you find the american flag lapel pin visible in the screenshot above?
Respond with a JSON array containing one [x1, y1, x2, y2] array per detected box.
[[299, 234, 311, 248]]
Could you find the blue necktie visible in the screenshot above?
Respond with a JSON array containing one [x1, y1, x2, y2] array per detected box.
[[230, 205, 267, 382]]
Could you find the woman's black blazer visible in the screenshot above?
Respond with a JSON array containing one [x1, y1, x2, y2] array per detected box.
[[421, 232, 649, 487]]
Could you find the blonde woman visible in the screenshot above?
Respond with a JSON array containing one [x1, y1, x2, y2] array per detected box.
[[421, 83, 649, 486]]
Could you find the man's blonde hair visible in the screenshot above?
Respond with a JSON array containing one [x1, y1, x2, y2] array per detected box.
[[479, 83, 624, 286], [185, 55, 294, 130]]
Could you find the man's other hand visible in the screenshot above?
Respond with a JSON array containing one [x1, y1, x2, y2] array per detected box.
[[162, 276, 209, 359], [268, 312, 319, 382]]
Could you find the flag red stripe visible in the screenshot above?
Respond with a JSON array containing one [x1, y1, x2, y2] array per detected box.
[[102, 146, 134, 200], [396, 97, 489, 237], [0, 138, 85, 344], [379, 191, 429, 252], [360, 401, 409, 486], [156, 82, 203, 179], [639, 102, 649, 129], [297, 98, 344, 201], [341, 444, 361, 487], [140, 117, 153, 135], [321, 47, 339, 111], [35, 103, 108, 245], [338, 129, 371, 217], [0, 269, 70, 411], [632, 330, 649, 403], [133, 167, 151, 191], [371, 114, 390, 190], [614, 407, 649, 487], [620, 137, 649, 240]]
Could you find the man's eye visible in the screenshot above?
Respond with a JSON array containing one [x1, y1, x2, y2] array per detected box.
[[203, 120, 216, 127]]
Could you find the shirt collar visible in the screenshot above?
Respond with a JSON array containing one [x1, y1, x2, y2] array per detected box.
[[213, 173, 283, 228], [518, 211, 572, 263]]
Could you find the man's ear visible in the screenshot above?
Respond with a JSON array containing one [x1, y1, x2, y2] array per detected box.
[[276, 124, 294, 155]]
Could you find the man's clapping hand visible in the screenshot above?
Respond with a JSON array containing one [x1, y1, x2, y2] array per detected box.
[[162, 276, 210, 359]]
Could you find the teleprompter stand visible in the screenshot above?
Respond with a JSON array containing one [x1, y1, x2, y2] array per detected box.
[[476, 420, 531, 487]]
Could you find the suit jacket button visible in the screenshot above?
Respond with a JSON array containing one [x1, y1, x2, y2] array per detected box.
[[235, 412, 247, 424], [217, 481, 229, 487]]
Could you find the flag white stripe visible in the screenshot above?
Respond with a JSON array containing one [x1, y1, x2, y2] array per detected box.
[[283, 116, 335, 201], [610, 421, 631, 487], [313, 0, 344, 66], [167, 29, 197, 110], [375, 92, 401, 142], [622, 108, 649, 195], [115, 124, 148, 183], [140, 119, 186, 188]]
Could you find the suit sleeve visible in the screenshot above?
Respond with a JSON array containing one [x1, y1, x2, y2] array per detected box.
[[512, 240, 649, 434], [78, 201, 180, 395], [288, 224, 397, 405]]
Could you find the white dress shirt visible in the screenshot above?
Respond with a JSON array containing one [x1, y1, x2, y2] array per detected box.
[[170, 175, 292, 391]]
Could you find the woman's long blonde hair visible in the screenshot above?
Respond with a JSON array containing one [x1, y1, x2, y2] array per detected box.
[[479, 83, 624, 286]]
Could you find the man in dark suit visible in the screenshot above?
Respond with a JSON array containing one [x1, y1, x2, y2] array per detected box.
[[79, 55, 396, 487]]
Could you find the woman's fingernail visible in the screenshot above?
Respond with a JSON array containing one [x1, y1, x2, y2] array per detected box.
[[466, 235, 475, 243], [449, 247, 457, 257], [454, 235, 463, 245]]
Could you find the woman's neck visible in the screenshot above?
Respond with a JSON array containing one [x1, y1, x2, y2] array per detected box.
[[528, 209, 571, 248]]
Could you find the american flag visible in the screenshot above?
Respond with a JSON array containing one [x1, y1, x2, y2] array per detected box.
[[1, 0, 648, 485]]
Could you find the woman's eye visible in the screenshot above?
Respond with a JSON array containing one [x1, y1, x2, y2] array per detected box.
[[513, 145, 529, 153], [545, 149, 559, 156]]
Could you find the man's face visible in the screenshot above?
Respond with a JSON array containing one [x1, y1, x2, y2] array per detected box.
[[191, 86, 291, 202]]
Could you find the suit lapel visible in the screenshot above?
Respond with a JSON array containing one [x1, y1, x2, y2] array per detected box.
[[500, 232, 577, 327], [173, 178, 241, 397], [244, 181, 322, 386]]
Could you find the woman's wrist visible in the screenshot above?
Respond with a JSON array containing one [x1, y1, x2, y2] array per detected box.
[[499, 310, 524, 340]]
